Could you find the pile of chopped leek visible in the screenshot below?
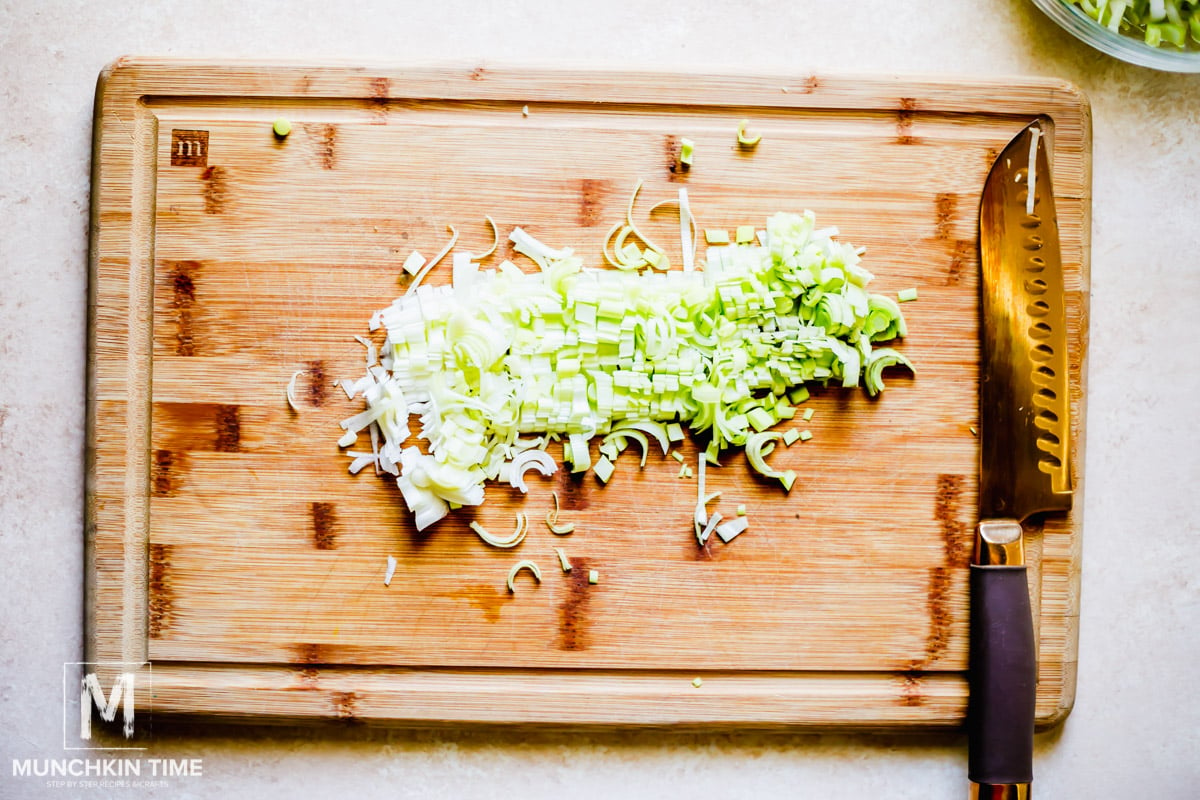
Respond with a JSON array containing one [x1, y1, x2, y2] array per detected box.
[[1068, 0, 1200, 48], [336, 199, 912, 533]]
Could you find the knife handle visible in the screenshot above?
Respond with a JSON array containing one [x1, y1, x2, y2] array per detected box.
[[968, 561, 1036, 794]]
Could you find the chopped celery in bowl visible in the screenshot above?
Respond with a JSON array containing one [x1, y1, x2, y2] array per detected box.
[[1032, 0, 1200, 71]]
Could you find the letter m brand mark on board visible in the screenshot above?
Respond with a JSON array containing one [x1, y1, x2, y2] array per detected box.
[[170, 129, 209, 167], [80, 671, 136, 739]]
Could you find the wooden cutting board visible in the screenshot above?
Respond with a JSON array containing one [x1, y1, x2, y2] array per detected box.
[[86, 59, 1090, 728]]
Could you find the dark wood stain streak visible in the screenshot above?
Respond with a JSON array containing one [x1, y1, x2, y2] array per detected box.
[[213, 405, 241, 452], [443, 585, 510, 624], [896, 97, 918, 145], [151, 449, 185, 497], [297, 667, 319, 686], [664, 135, 689, 181], [369, 77, 391, 124], [333, 691, 362, 724], [304, 123, 337, 170], [293, 643, 325, 664], [305, 360, 327, 407], [577, 179, 611, 227], [557, 558, 593, 651], [946, 238, 973, 286], [802, 75, 820, 93], [148, 543, 173, 638], [311, 501, 337, 549], [168, 260, 199, 356], [910, 473, 970, 670], [934, 193, 957, 241], [692, 533, 720, 561], [899, 671, 925, 706], [936, 474, 970, 568], [556, 469, 591, 510], [201, 166, 228, 214]]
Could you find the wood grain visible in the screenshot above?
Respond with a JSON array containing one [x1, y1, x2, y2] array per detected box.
[[86, 59, 1090, 728]]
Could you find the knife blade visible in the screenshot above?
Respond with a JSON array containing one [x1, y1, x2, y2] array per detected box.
[[970, 120, 1074, 800]]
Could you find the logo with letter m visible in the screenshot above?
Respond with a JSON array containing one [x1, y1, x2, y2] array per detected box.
[[80, 671, 136, 739]]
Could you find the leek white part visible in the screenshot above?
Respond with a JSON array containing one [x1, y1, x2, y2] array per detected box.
[[474, 216, 500, 260], [506, 560, 542, 593], [716, 516, 749, 542], [699, 512, 722, 545], [471, 515, 528, 549], [406, 226, 458, 296], [286, 369, 304, 412], [384, 555, 397, 586], [679, 189, 695, 271], [509, 226, 569, 268], [507, 450, 558, 493], [402, 250, 427, 276]]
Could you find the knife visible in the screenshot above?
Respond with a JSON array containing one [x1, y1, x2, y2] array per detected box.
[[970, 120, 1073, 800]]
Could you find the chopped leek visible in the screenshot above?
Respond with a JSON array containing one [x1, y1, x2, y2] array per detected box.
[[588, 569, 600, 585], [782, 428, 800, 446], [402, 250, 427, 276], [340, 207, 911, 534], [554, 546, 572, 572], [864, 348, 915, 396], [897, 287, 919, 302], [716, 516, 749, 542], [594, 455, 615, 483], [286, 369, 304, 412], [736, 120, 761, 147], [736, 504, 746, 516], [798, 430, 813, 441], [506, 560, 542, 593], [802, 408, 815, 422], [705, 229, 730, 245], [384, 555, 397, 586], [471, 515, 528, 549], [505, 450, 558, 493], [679, 137, 694, 166], [692, 677, 704, 688], [545, 491, 576, 535], [273, 118, 292, 137]]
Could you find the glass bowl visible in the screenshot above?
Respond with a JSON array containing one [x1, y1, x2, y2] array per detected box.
[[1031, 0, 1200, 72]]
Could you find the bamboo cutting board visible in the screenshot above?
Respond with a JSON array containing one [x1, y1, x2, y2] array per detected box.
[[86, 59, 1090, 728]]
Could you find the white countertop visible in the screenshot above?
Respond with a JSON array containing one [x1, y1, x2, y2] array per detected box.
[[2, 1, 1198, 797]]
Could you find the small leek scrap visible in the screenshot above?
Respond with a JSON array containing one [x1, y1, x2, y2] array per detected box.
[[679, 137, 695, 167], [716, 516, 749, 543], [286, 369, 304, 412], [384, 555, 397, 586], [736, 120, 761, 147], [546, 491, 575, 535], [507, 560, 542, 593], [471, 515, 528, 549], [554, 547, 572, 572], [692, 677, 704, 688], [588, 569, 600, 585], [272, 118, 292, 138]]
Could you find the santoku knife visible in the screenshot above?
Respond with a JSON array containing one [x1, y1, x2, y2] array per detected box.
[[970, 120, 1073, 800]]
